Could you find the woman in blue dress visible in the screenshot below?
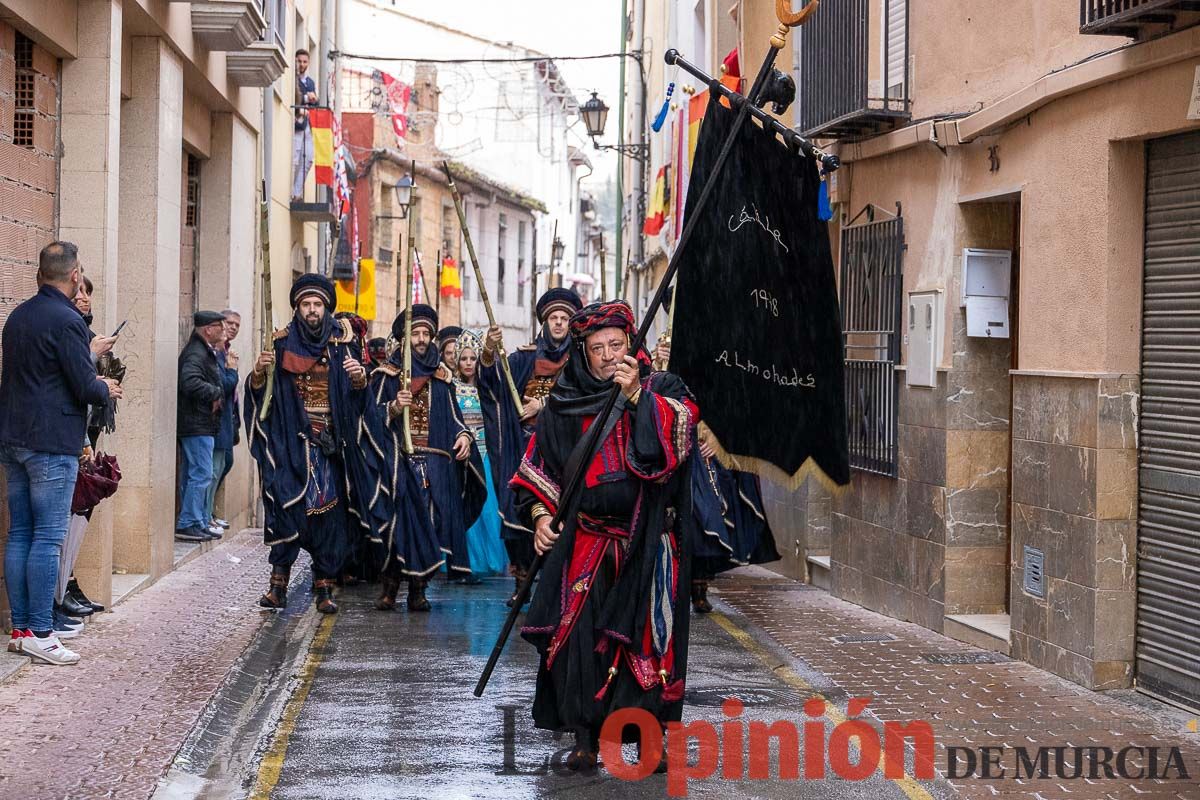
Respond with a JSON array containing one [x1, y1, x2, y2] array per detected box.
[[453, 330, 509, 581]]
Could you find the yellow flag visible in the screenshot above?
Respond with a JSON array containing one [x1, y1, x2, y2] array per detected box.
[[336, 258, 376, 320]]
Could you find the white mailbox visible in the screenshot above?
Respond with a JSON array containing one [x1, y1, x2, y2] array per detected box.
[[907, 290, 942, 388], [961, 248, 1011, 339]]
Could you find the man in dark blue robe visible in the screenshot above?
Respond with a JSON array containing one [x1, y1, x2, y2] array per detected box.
[[367, 304, 486, 611], [478, 288, 582, 606], [245, 274, 387, 614]]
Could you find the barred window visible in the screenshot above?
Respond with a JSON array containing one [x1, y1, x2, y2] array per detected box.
[[517, 220, 527, 306], [840, 206, 904, 476], [14, 33, 35, 148], [497, 213, 508, 304], [185, 154, 201, 228]]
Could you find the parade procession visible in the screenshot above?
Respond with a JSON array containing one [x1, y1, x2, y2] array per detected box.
[[1, 0, 1200, 797]]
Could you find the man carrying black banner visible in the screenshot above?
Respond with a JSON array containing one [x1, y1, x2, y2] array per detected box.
[[368, 304, 485, 611], [511, 300, 697, 770], [480, 287, 582, 607]]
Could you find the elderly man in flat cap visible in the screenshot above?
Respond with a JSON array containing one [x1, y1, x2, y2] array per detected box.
[[177, 310, 229, 543], [245, 274, 389, 614]]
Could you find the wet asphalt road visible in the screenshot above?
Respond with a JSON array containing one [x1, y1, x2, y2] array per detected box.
[[234, 574, 945, 800]]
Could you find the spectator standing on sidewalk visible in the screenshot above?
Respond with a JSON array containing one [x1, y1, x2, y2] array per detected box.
[[0, 242, 121, 665], [291, 49, 318, 202], [177, 311, 227, 543], [207, 309, 241, 533]]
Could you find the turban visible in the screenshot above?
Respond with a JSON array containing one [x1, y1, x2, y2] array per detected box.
[[290, 273, 335, 309], [438, 325, 464, 348], [569, 300, 636, 342], [193, 310, 225, 327], [391, 303, 438, 341], [536, 288, 583, 323]]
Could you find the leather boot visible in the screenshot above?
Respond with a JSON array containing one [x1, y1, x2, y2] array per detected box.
[[506, 566, 529, 609], [375, 572, 401, 611], [259, 568, 290, 609], [691, 580, 713, 614], [60, 593, 94, 618], [67, 578, 104, 612], [313, 579, 338, 614], [407, 577, 431, 612]]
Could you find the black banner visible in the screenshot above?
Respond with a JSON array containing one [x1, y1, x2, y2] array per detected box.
[[669, 100, 849, 488]]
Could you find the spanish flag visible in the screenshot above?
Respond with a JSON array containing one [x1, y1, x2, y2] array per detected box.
[[439, 255, 462, 298], [643, 165, 668, 236], [310, 108, 335, 187]]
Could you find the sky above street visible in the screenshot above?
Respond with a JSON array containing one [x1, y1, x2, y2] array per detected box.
[[391, 0, 623, 184]]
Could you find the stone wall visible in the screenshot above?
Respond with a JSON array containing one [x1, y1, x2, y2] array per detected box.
[[1009, 374, 1139, 689]]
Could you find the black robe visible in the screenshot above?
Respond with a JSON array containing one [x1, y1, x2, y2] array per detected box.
[[512, 352, 698, 739], [244, 317, 389, 563], [365, 344, 487, 576], [691, 449, 781, 578]]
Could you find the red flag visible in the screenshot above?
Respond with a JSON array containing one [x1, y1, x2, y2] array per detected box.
[[379, 71, 412, 142], [310, 108, 334, 187]]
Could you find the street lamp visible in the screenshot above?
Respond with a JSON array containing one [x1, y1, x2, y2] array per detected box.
[[392, 174, 414, 219], [581, 91, 647, 163], [551, 236, 566, 266]]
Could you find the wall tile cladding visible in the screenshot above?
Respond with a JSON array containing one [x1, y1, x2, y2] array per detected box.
[[1009, 374, 1139, 689]]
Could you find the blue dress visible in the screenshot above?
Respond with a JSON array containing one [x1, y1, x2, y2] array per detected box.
[[455, 380, 509, 577]]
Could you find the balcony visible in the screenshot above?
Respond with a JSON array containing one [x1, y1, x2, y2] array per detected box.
[[226, 40, 286, 87], [190, 0, 265, 51], [796, 0, 911, 140], [1080, 0, 1200, 37]]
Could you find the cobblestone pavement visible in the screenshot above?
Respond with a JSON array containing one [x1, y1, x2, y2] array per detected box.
[[712, 569, 1200, 800], [0, 530, 272, 800]]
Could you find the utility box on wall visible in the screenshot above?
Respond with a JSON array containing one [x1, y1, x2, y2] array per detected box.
[[961, 248, 1011, 339], [907, 289, 943, 388]]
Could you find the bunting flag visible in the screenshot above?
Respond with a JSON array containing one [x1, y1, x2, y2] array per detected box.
[[332, 115, 352, 217], [439, 255, 462, 298], [643, 165, 668, 236], [412, 250, 425, 305], [310, 108, 335, 187], [668, 96, 849, 490], [377, 70, 413, 143]]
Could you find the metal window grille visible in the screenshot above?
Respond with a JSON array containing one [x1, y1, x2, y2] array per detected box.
[[517, 220, 527, 306], [840, 208, 904, 476], [185, 153, 201, 228], [14, 33, 35, 148]]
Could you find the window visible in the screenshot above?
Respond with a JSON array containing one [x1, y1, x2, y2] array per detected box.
[[497, 213, 508, 304], [13, 33, 34, 148], [840, 207, 904, 477], [517, 220, 528, 306], [379, 184, 394, 265], [270, 0, 286, 48], [185, 154, 202, 228]]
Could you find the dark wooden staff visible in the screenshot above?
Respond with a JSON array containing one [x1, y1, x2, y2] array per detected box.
[[473, 0, 826, 697]]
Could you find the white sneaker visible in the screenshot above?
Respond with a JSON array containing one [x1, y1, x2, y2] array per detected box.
[[22, 634, 80, 665]]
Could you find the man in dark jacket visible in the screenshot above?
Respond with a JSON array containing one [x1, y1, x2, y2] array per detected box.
[[0, 241, 120, 665], [177, 311, 227, 542]]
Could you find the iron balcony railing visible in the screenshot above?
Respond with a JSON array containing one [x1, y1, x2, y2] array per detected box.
[[1080, 0, 1200, 37], [796, 0, 912, 139]]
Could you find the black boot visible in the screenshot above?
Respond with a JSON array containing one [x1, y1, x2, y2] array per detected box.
[[407, 577, 431, 612], [691, 580, 713, 614], [259, 568, 289, 609], [60, 593, 94, 618], [313, 579, 338, 614], [506, 566, 529, 608], [375, 572, 401, 611], [566, 728, 599, 773], [67, 578, 104, 612]]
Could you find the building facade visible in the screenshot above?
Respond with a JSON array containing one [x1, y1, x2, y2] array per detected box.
[[627, 0, 1200, 708], [343, 100, 543, 346], [0, 0, 332, 618]]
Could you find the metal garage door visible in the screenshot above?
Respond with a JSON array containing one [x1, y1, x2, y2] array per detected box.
[[1137, 130, 1200, 712]]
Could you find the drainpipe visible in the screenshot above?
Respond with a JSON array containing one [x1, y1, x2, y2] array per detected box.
[[317, 0, 335, 275], [630, 0, 647, 312]]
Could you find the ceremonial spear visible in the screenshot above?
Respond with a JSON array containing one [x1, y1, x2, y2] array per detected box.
[[440, 161, 525, 413], [473, 0, 828, 697], [258, 180, 276, 421], [400, 161, 416, 455]]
